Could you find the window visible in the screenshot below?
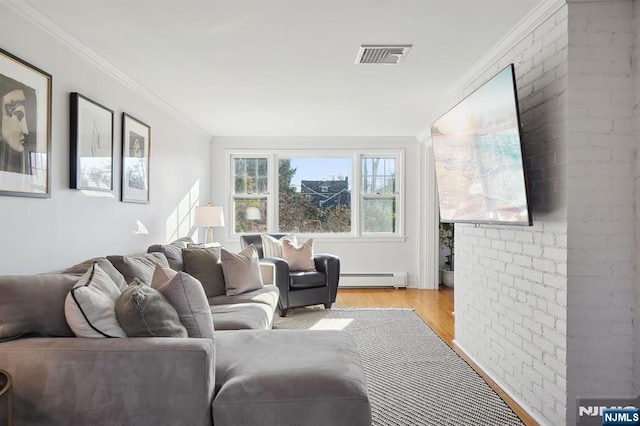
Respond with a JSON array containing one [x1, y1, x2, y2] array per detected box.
[[279, 157, 352, 233], [228, 151, 402, 237], [232, 157, 268, 233], [361, 156, 397, 233]]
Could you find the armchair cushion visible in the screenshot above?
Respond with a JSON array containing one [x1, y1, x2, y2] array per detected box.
[[289, 271, 327, 289]]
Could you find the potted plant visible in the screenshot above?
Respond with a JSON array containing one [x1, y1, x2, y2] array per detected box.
[[439, 222, 454, 288]]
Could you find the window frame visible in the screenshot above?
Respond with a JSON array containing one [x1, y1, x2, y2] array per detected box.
[[225, 149, 404, 239]]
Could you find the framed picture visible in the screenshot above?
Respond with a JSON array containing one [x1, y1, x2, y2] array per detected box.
[[121, 113, 150, 203], [70, 93, 114, 191], [0, 48, 52, 198]]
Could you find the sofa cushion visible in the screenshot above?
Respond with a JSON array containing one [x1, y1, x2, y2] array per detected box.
[[64, 262, 127, 338], [221, 245, 263, 296], [147, 237, 193, 271], [210, 303, 275, 330], [213, 330, 371, 426], [0, 273, 77, 339], [115, 279, 187, 337], [207, 285, 279, 308], [151, 264, 214, 339], [107, 252, 169, 285], [182, 247, 226, 298], [62, 257, 128, 291], [282, 238, 316, 271]]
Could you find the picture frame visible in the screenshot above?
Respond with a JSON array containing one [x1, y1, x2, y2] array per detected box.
[[0, 47, 52, 198], [70, 93, 114, 191], [121, 113, 150, 203]]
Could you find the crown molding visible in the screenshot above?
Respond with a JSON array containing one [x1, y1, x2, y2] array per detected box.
[[451, 0, 566, 96], [2, 0, 212, 140]]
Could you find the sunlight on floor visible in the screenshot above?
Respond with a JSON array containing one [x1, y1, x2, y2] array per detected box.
[[309, 318, 353, 330]]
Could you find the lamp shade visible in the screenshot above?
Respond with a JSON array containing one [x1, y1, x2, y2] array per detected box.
[[246, 207, 261, 221], [195, 205, 225, 227]]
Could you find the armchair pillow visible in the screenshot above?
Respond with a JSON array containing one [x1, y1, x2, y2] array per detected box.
[[151, 265, 215, 339], [115, 279, 187, 338], [221, 245, 264, 296], [282, 238, 316, 271], [64, 262, 127, 338], [261, 234, 297, 258]]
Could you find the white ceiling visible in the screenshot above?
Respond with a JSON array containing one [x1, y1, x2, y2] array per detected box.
[[16, 0, 543, 138]]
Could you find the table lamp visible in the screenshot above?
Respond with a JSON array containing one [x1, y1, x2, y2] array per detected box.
[[194, 204, 224, 243]]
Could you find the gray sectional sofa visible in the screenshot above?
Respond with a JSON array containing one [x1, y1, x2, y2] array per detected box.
[[0, 239, 371, 426]]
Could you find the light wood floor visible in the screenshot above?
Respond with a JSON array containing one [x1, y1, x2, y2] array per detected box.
[[335, 287, 537, 426]]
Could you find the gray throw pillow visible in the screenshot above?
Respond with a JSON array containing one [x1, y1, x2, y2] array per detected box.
[[151, 264, 214, 339], [115, 279, 187, 338], [182, 247, 226, 298], [107, 252, 169, 285], [221, 245, 264, 296], [64, 262, 127, 338], [62, 257, 128, 291], [147, 237, 193, 271], [0, 273, 77, 339]]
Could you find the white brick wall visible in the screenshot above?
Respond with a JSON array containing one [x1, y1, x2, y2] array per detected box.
[[455, 6, 569, 424], [566, 2, 636, 424], [455, 1, 637, 425], [634, 0, 640, 400]]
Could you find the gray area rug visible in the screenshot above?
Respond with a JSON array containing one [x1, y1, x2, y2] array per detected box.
[[274, 307, 523, 426]]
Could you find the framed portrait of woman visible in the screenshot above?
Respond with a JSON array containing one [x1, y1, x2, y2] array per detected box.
[[121, 113, 150, 203], [0, 48, 52, 198]]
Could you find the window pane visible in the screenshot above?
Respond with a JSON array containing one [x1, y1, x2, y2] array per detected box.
[[233, 157, 268, 195], [362, 198, 395, 233], [278, 157, 351, 233], [362, 157, 396, 194], [233, 198, 267, 233]]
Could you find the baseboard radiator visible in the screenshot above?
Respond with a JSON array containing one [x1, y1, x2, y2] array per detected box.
[[339, 272, 407, 288]]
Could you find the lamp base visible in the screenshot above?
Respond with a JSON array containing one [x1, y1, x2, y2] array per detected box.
[[205, 227, 213, 244]]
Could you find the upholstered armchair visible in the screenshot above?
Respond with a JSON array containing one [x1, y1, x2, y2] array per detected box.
[[239, 233, 340, 317]]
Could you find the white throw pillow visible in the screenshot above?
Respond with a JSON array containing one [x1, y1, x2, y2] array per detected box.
[[64, 262, 127, 338], [282, 238, 316, 271], [221, 245, 264, 296], [261, 234, 297, 258], [151, 265, 215, 339]]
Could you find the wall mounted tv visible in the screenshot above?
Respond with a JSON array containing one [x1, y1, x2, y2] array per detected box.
[[430, 64, 532, 226]]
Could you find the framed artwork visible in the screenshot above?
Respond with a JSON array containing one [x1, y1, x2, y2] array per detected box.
[[0, 47, 52, 198], [70, 93, 114, 191], [121, 113, 150, 203]]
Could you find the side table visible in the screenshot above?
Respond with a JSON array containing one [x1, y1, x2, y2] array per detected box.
[[0, 370, 12, 426]]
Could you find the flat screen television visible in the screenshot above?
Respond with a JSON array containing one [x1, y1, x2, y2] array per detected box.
[[430, 64, 532, 226]]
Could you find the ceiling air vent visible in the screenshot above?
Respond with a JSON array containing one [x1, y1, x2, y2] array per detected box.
[[356, 45, 412, 64]]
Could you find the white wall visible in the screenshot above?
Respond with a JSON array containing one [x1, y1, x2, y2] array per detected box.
[[0, 5, 212, 274], [210, 137, 427, 287], [566, 2, 636, 424], [454, 5, 569, 425], [634, 0, 640, 398], [454, 1, 639, 425]]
